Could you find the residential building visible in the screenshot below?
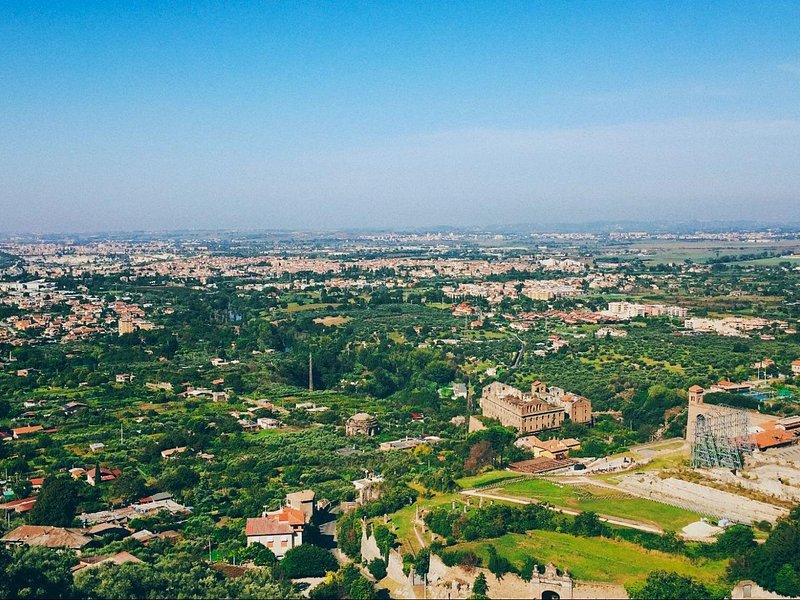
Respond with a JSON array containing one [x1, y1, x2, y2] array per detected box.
[[86, 467, 121, 486], [1, 525, 92, 550], [792, 360, 800, 376], [118, 319, 135, 336], [515, 436, 581, 459], [245, 506, 305, 558], [285, 489, 315, 523], [451, 383, 468, 399]]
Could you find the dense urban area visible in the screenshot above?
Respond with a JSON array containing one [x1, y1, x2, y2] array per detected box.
[[2, 226, 800, 599]]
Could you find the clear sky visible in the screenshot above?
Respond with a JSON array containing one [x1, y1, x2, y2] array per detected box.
[[1, 1, 799, 232]]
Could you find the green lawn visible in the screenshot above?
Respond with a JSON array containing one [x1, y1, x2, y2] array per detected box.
[[500, 478, 703, 531], [283, 302, 339, 313], [456, 470, 522, 489], [454, 531, 728, 585]]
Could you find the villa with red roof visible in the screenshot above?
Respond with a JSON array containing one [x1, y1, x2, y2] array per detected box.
[[244, 506, 306, 558]]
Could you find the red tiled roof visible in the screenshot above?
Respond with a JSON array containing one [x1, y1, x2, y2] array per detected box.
[[271, 506, 306, 526], [750, 428, 797, 450], [12, 425, 44, 436], [0, 496, 37, 512], [245, 517, 293, 536]]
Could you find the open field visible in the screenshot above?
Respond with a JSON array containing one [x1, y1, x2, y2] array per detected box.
[[453, 531, 728, 585], [313, 315, 352, 326], [284, 302, 340, 312], [456, 470, 522, 489], [738, 255, 800, 266], [500, 478, 703, 531]]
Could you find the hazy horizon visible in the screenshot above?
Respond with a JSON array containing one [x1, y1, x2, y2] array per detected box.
[[2, 2, 799, 232]]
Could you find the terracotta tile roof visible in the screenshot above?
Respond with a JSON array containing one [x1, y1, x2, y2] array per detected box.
[[750, 428, 797, 450], [1, 525, 92, 549], [12, 425, 44, 436], [268, 506, 306, 526], [245, 517, 293, 536], [0, 496, 37, 513]]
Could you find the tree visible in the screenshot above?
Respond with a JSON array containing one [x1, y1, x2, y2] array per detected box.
[[775, 564, 800, 597], [367, 558, 387, 581], [471, 572, 489, 599], [280, 544, 338, 578], [111, 471, 147, 503], [2, 546, 76, 599], [626, 571, 721, 600], [29, 475, 79, 527], [336, 512, 362, 559], [464, 440, 496, 473], [372, 524, 396, 560], [162, 465, 199, 496], [486, 545, 510, 579], [413, 548, 430, 580], [713, 524, 755, 557]]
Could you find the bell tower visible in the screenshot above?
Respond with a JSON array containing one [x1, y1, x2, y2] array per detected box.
[[688, 385, 705, 406]]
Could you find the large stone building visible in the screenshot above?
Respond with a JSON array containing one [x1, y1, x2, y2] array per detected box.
[[345, 412, 379, 436], [479, 381, 592, 434]]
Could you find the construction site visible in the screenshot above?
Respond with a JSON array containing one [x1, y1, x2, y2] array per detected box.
[[480, 385, 800, 535]]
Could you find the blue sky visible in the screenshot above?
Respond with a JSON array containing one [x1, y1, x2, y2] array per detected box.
[[1, 1, 799, 231]]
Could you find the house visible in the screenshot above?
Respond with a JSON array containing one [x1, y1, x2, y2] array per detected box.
[[792, 360, 800, 376], [11, 425, 43, 439], [515, 436, 581, 459], [410, 412, 425, 422], [86, 467, 121, 486], [751, 359, 775, 370], [709, 380, 752, 393], [115, 373, 134, 384], [89, 442, 105, 452], [69, 467, 87, 480], [245, 506, 306, 558], [451, 383, 468, 399], [29, 477, 45, 490], [160, 446, 187, 459], [285, 489, 315, 523], [345, 413, 379, 437], [132, 498, 190, 517], [256, 417, 281, 430], [379, 437, 425, 451], [0, 496, 37, 513], [62, 402, 87, 415], [1, 525, 93, 550], [71, 551, 142, 573]]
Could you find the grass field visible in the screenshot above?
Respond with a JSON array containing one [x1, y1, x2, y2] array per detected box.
[[500, 478, 703, 531], [284, 302, 339, 312], [456, 470, 522, 489], [453, 531, 727, 585], [388, 494, 460, 553], [738, 255, 800, 266]]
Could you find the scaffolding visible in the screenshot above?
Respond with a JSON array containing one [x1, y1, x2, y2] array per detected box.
[[691, 407, 754, 470]]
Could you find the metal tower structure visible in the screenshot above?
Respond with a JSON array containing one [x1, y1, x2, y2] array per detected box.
[[691, 407, 753, 470]]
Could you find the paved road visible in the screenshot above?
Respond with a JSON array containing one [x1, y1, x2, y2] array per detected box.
[[460, 488, 664, 534]]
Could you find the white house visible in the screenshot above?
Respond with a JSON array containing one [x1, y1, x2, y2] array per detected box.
[[244, 506, 305, 558]]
